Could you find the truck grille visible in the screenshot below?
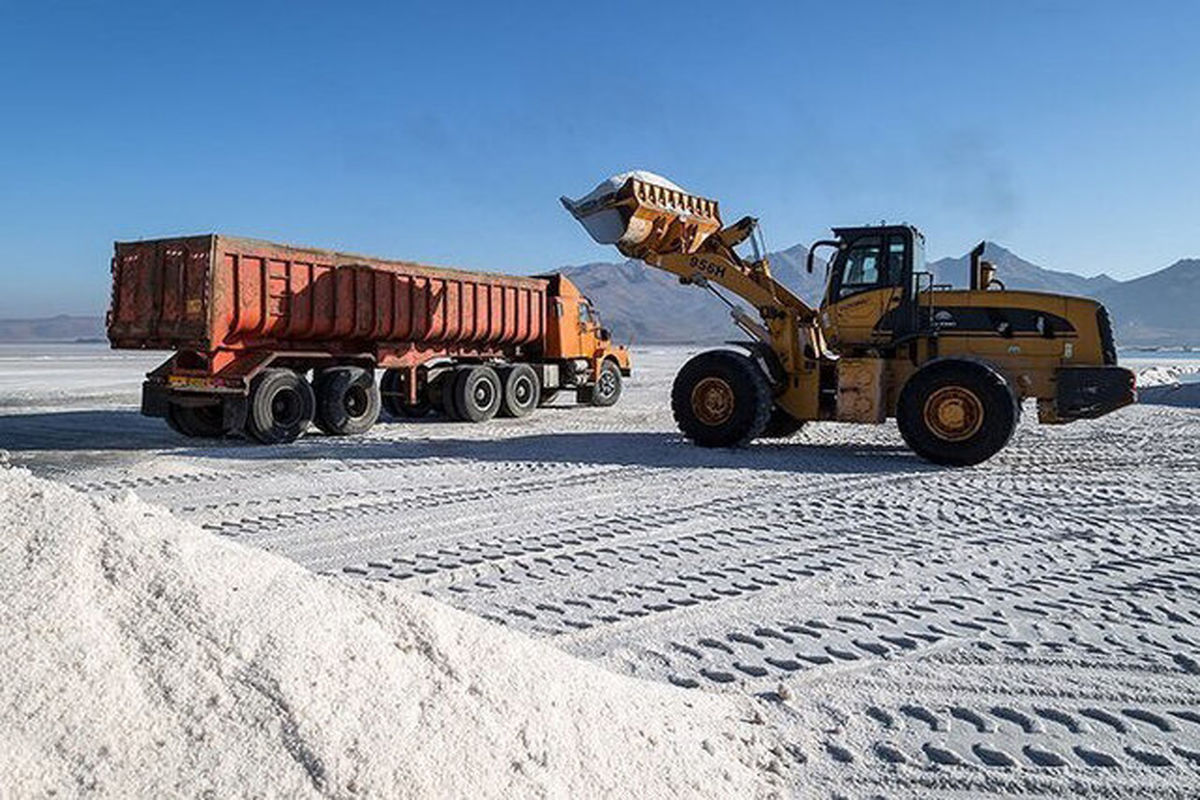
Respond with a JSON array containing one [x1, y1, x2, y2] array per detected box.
[[1096, 305, 1117, 365]]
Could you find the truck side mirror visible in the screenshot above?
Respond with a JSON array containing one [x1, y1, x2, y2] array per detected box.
[[599, 327, 611, 341]]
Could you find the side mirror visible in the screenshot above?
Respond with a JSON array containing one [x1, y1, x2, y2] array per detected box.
[[599, 327, 611, 341]]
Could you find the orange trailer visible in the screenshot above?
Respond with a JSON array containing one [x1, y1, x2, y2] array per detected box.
[[107, 234, 630, 443]]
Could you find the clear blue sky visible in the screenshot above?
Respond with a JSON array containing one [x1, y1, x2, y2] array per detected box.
[[1, 0, 1197, 316]]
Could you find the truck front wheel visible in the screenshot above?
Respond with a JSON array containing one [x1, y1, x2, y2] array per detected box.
[[246, 368, 316, 444], [582, 360, 622, 407], [671, 350, 771, 448], [314, 366, 381, 436], [897, 360, 1018, 466]]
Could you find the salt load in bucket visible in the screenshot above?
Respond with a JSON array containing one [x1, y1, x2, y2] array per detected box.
[[560, 171, 723, 259]]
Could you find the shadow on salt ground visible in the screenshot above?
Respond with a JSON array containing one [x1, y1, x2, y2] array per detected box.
[[0, 408, 931, 475]]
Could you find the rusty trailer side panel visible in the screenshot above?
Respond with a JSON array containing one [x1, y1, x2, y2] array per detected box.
[[108, 235, 548, 357]]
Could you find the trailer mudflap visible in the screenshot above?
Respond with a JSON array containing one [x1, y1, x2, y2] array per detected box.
[[1052, 366, 1136, 421], [141, 381, 171, 418]]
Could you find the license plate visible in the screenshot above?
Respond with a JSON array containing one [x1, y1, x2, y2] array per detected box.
[[168, 375, 214, 390]]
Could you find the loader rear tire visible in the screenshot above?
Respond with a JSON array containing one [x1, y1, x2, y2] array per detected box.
[[314, 366, 380, 436], [760, 406, 805, 439], [165, 401, 226, 438], [897, 359, 1018, 466], [499, 364, 539, 418], [671, 350, 771, 448], [246, 368, 315, 445], [454, 365, 502, 422]]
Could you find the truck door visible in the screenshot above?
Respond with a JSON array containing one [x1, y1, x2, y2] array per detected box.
[[821, 234, 907, 348]]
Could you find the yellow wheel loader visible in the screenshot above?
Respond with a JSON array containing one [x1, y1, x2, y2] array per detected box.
[[562, 172, 1135, 466]]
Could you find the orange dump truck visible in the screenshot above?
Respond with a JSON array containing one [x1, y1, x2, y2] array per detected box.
[[107, 234, 631, 443]]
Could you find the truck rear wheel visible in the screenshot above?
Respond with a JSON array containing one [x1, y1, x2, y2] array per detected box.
[[499, 364, 539, 418], [165, 401, 226, 438], [578, 360, 622, 407], [759, 406, 805, 439], [246, 368, 315, 445], [671, 350, 771, 448], [897, 359, 1018, 466], [454, 365, 502, 422], [314, 366, 380, 436]]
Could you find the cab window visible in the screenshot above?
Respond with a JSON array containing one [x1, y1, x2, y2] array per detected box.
[[837, 237, 882, 298], [578, 302, 593, 325]]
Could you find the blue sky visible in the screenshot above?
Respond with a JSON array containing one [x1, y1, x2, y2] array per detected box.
[[1, 0, 1197, 316]]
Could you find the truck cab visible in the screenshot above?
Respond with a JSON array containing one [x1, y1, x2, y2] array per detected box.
[[539, 273, 631, 377]]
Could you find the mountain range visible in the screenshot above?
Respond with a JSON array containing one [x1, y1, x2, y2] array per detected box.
[[564, 243, 1199, 347], [1, 246, 1196, 346]]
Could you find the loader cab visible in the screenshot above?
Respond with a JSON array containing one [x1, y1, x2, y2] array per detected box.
[[817, 225, 925, 350]]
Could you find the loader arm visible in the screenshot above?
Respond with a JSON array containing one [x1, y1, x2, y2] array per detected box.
[[561, 173, 826, 419]]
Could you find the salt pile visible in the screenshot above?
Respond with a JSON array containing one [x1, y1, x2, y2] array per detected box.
[[0, 467, 782, 798]]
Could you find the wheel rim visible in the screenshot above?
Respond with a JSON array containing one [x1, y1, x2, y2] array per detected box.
[[514, 376, 533, 404], [344, 385, 369, 418], [691, 377, 735, 426], [598, 369, 617, 398], [473, 378, 495, 409], [271, 388, 302, 426], [923, 385, 984, 441]]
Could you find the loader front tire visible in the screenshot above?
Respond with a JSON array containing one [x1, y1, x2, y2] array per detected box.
[[671, 350, 771, 448], [246, 368, 315, 445], [314, 366, 380, 436], [897, 359, 1018, 466]]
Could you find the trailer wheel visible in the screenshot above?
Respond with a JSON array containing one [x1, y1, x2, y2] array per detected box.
[[381, 368, 433, 419], [314, 366, 381, 436], [165, 401, 227, 438], [581, 360, 622, 407], [759, 406, 805, 439], [499, 364, 539, 418], [246, 368, 315, 444], [671, 350, 771, 447], [897, 359, 1018, 466], [454, 365, 502, 422]]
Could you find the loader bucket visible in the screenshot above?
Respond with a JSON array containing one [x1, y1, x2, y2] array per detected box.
[[561, 171, 722, 259]]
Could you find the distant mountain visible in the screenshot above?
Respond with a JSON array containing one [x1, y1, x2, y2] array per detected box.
[[565, 242, 1199, 346], [0, 315, 104, 342], [1097, 259, 1200, 346]]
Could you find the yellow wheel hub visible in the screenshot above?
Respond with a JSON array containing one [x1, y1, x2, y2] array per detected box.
[[691, 377, 735, 426], [923, 386, 984, 442]]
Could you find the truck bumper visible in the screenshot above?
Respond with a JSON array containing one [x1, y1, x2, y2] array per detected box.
[[1053, 366, 1136, 421]]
